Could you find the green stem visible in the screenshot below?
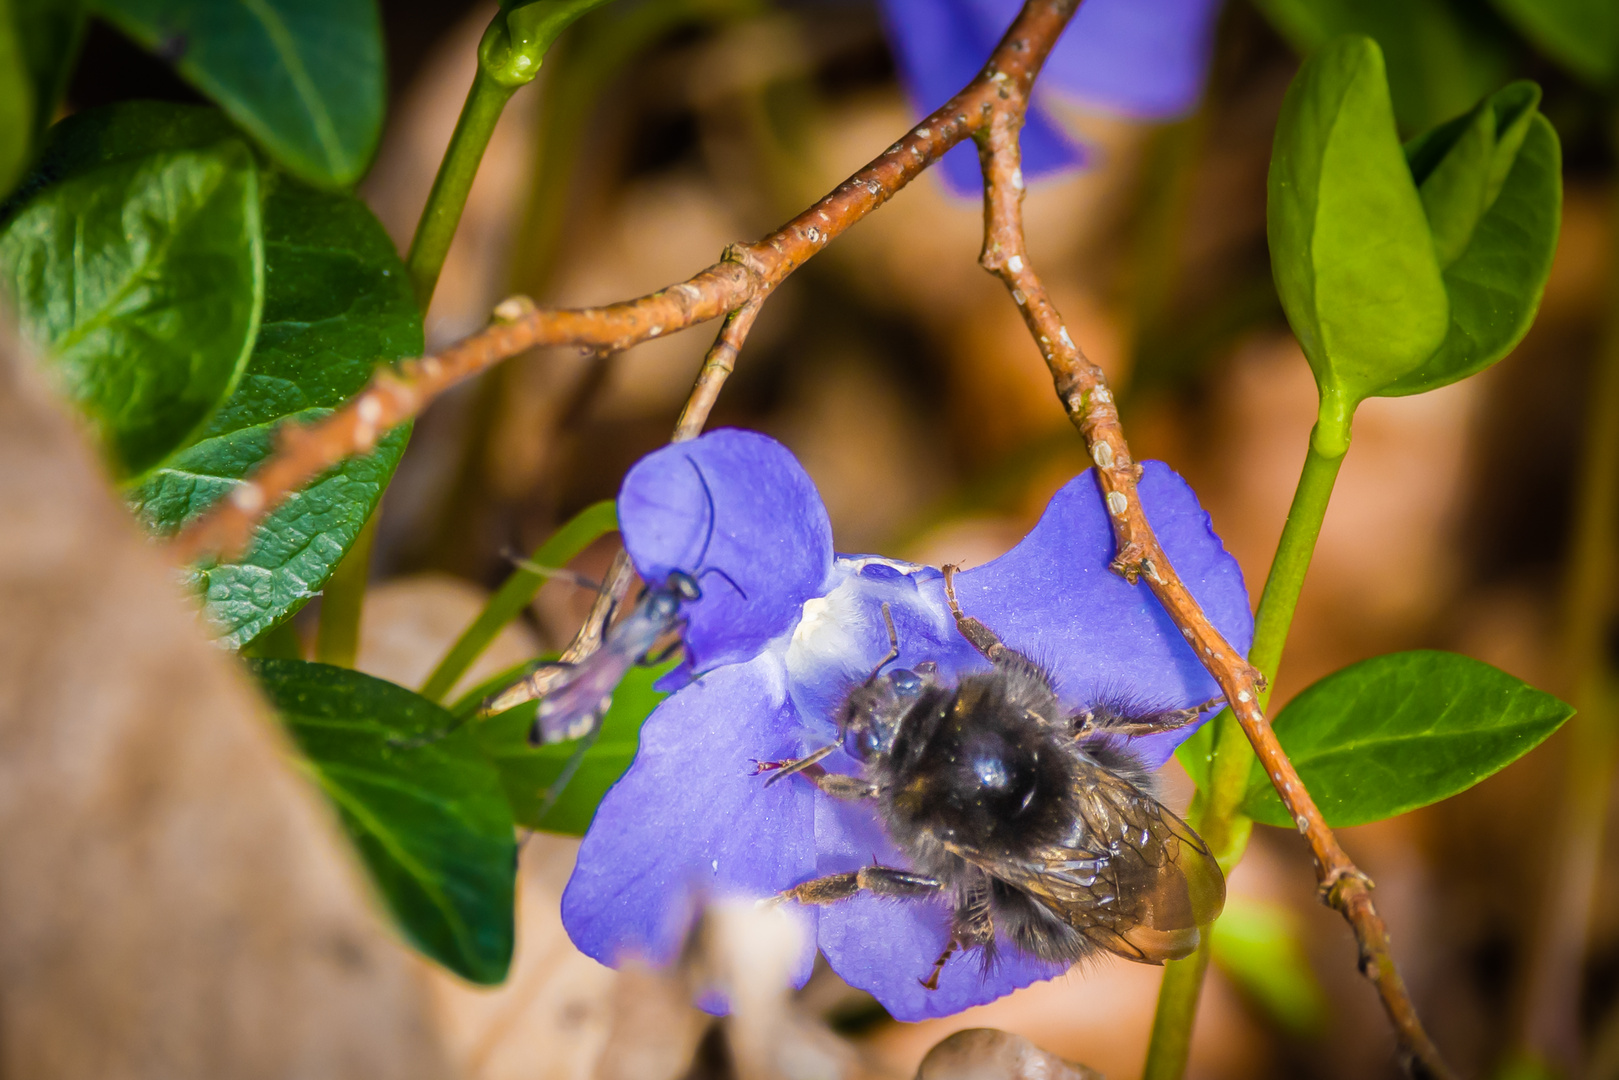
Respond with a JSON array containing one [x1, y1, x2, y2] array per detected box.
[[1144, 413, 1351, 1079], [420, 499, 618, 702], [405, 0, 614, 308], [321, 1, 612, 660], [315, 513, 379, 667], [405, 68, 516, 307], [245, 617, 305, 660], [1142, 939, 1212, 1080]]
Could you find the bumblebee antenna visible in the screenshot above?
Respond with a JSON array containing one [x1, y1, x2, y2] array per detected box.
[[863, 603, 899, 685]]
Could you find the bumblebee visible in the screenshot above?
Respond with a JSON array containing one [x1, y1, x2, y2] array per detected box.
[[760, 567, 1226, 987]]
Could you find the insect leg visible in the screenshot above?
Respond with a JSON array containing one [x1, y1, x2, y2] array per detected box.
[[760, 743, 838, 786], [919, 939, 960, 991], [775, 866, 942, 905], [857, 602, 901, 687], [1074, 696, 1226, 740], [942, 564, 1009, 662], [535, 722, 604, 820]]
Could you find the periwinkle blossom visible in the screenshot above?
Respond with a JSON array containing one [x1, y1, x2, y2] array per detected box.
[[879, 0, 1225, 192], [561, 428, 1251, 1020]]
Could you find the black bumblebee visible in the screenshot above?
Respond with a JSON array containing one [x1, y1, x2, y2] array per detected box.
[[759, 566, 1226, 988]]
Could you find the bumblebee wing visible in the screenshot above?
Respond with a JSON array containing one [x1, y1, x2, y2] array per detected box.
[[957, 765, 1226, 965]]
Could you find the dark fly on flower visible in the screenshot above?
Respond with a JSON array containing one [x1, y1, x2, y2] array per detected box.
[[757, 566, 1226, 989], [482, 456, 745, 810]]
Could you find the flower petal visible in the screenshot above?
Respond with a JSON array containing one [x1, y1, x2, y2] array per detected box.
[[619, 429, 834, 673], [1040, 0, 1224, 118], [954, 461, 1251, 767], [878, 0, 1084, 195], [812, 782, 1068, 1020], [784, 557, 981, 737], [561, 654, 819, 984]]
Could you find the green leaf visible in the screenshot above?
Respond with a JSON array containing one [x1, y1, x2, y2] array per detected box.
[[130, 171, 422, 647], [1252, 0, 1518, 133], [89, 0, 385, 186], [1378, 92, 1562, 397], [474, 660, 674, 835], [1489, 0, 1619, 87], [1175, 713, 1213, 792], [1267, 35, 1450, 420], [1211, 895, 1327, 1037], [1243, 650, 1573, 828], [250, 659, 516, 983], [0, 137, 264, 475]]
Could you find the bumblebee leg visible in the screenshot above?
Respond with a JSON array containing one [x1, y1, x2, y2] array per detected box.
[[942, 564, 1009, 662], [812, 773, 879, 801], [760, 743, 838, 787], [1074, 696, 1227, 740], [859, 603, 901, 685], [919, 939, 959, 990], [753, 758, 876, 800], [776, 866, 943, 906]]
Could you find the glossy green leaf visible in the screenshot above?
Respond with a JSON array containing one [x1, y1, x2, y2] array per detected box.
[[1489, 0, 1619, 87], [1252, 0, 1518, 133], [250, 659, 516, 983], [89, 0, 385, 186], [1378, 92, 1562, 397], [1243, 650, 1573, 828], [1210, 895, 1326, 1037], [1174, 712, 1213, 792], [0, 138, 263, 475], [475, 660, 674, 836], [1267, 35, 1449, 421], [130, 171, 422, 647]]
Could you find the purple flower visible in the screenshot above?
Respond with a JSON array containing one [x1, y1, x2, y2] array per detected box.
[[879, 0, 1225, 192], [561, 429, 1251, 1020]]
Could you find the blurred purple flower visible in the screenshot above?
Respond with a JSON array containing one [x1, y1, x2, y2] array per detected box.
[[881, 0, 1225, 192], [561, 428, 1250, 1020]]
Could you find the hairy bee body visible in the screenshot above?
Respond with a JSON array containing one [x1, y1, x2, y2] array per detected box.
[[851, 650, 1224, 970], [770, 591, 1226, 985]]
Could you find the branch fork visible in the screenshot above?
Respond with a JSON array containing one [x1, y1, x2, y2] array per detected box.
[[167, 2, 1452, 1074]]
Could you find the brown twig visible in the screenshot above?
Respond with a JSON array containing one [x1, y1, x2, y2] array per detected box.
[[492, 292, 769, 708], [168, 0, 1080, 563], [974, 99, 1453, 1080]]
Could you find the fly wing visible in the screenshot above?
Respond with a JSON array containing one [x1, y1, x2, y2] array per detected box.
[[528, 593, 676, 744], [957, 764, 1225, 965]]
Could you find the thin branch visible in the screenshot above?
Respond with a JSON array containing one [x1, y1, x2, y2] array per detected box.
[[974, 106, 1453, 1080], [167, 0, 1081, 564], [494, 292, 771, 712]]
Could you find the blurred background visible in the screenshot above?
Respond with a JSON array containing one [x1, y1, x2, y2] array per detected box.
[[58, 1, 1619, 1077]]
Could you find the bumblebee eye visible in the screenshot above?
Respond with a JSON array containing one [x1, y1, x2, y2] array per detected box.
[[888, 669, 922, 696], [844, 723, 884, 760]]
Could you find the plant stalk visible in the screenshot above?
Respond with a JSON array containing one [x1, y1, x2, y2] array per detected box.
[[405, 68, 516, 308], [315, 512, 379, 668], [1143, 417, 1350, 1079]]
